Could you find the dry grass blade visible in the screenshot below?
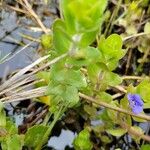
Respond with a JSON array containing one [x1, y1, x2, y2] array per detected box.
[[17, 0, 50, 34], [0, 55, 50, 92], [0, 42, 33, 64], [1, 86, 47, 103], [0, 53, 67, 101], [2, 85, 150, 122], [0, 76, 35, 96]]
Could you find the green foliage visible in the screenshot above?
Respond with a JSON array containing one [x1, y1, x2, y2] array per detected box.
[[130, 126, 144, 143], [41, 34, 53, 50], [50, 63, 87, 88], [84, 104, 97, 119], [73, 128, 93, 150], [141, 144, 150, 150], [1, 135, 23, 150], [36, 71, 51, 86], [0, 119, 23, 150], [4, 0, 150, 149], [98, 34, 125, 70], [67, 47, 102, 67], [0, 102, 6, 127], [106, 128, 127, 137], [24, 125, 48, 148], [60, 0, 107, 33], [53, 19, 72, 54], [104, 71, 122, 86], [5, 120, 18, 135], [97, 92, 112, 103], [144, 22, 150, 34], [136, 79, 150, 103]]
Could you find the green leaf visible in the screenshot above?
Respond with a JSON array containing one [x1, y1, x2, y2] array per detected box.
[[53, 19, 71, 54], [67, 47, 102, 67], [130, 126, 144, 143], [84, 104, 97, 119], [47, 82, 65, 96], [120, 98, 128, 109], [61, 0, 107, 33], [86, 47, 102, 64], [144, 102, 150, 109], [24, 125, 48, 148], [104, 72, 122, 86], [106, 59, 119, 71], [126, 84, 136, 93], [60, 0, 76, 34], [106, 128, 127, 137], [5, 119, 18, 135], [87, 63, 108, 84], [132, 113, 146, 122], [144, 22, 150, 34], [48, 83, 80, 108], [62, 85, 79, 107], [50, 66, 87, 88], [97, 110, 114, 128], [79, 31, 97, 48], [0, 102, 6, 127], [99, 34, 124, 58], [136, 79, 150, 103], [98, 34, 125, 70], [1, 135, 23, 150], [141, 144, 150, 150], [101, 135, 112, 144], [41, 34, 53, 50], [97, 92, 112, 103], [73, 128, 93, 150], [36, 71, 51, 87], [107, 101, 119, 123]]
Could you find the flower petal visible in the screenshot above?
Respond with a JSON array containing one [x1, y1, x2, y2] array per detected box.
[[133, 94, 143, 106], [127, 93, 134, 102], [132, 105, 143, 115], [127, 93, 143, 114]]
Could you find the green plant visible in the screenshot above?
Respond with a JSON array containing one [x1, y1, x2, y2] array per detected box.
[[1, 0, 150, 149]]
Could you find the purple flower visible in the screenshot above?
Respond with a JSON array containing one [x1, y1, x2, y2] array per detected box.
[[127, 93, 143, 115]]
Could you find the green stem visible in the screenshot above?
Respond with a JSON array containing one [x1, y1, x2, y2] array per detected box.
[[35, 105, 66, 150], [42, 112, 52, 126]]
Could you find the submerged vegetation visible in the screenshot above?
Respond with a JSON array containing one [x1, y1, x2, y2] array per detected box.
[[0, 0, 150, 149]]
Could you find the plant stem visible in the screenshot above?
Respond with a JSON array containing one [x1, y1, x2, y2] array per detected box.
[[79, 92, 150, 121], [35, 105, 66, 150], [120, 121, 150, 142], [104, 0, 122, 36], [123, 32, 150, 41], [122, 76, 144, 80]]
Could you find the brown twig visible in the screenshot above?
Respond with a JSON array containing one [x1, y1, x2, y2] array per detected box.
[[18, 0, 49, 34], [1, 86, 150, 121], [79, 92, 150, 121], [125, 48, 132, 74], [120, 121, 150, 142], [122, 76, 145, 80]]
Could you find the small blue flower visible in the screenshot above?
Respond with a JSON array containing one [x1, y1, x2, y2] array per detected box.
[[127, 93, 143, 114]]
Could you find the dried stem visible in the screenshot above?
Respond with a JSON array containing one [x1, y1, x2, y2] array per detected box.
[[2, 87, 150, 122], [120, 121, 150, 142], [79, 92, 150, 121], [122, 76, 145, 80], [123, 32, 150, 41], [18, 0, 50, 34]]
